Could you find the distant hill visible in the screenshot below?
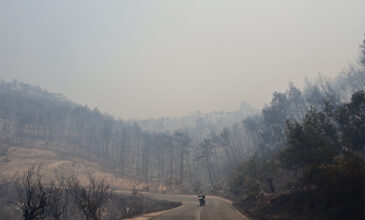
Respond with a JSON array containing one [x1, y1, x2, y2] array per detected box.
[[136, 102, 258, 136]]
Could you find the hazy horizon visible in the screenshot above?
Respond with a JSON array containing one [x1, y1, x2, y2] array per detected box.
[[1, 0, 364, 119]]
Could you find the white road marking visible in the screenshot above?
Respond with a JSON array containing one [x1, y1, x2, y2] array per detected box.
[[194, 207, 202, 220]]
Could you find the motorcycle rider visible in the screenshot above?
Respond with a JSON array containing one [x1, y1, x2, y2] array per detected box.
[[198, 191, 206, 206]]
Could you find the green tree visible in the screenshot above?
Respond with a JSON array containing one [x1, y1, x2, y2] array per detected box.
[[229, 157, 262, 201], [278, 91, 365, 219], [279, 107, 341, 187]]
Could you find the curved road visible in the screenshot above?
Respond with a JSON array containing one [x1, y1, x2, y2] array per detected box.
[[147, 193, 250, 220]]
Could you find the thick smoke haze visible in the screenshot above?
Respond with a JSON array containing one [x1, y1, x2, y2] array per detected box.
[[0, 0, 364, 118]]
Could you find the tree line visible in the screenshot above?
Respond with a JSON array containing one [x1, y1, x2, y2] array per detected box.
[[227, 39, 365, 219]]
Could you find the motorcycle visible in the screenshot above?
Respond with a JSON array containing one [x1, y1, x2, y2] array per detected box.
[[198, 194, 206, 206]]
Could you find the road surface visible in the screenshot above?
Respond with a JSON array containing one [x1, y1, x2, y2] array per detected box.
[[147, 193, 250, 220]]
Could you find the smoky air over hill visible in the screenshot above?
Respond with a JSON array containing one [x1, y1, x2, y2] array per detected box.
[[1, 1, 364, 118], [0, 1, 365, 220]]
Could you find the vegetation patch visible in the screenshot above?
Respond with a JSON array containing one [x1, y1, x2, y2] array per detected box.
[[0, 165, 181, 220], [235, 190, 364, 220], [231, 90, 365, 220]]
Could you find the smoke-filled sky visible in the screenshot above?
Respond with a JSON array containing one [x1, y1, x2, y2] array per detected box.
[[0, 1, 364, 119]]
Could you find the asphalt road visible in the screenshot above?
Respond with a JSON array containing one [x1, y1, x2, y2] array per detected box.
[[147, 193, 250, 220]]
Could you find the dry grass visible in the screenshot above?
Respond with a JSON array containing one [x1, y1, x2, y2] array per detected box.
[[0, 146, 135, 190]]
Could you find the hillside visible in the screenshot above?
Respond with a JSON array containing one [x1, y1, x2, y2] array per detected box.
[[0, 79, 258, 193], [0, 144, 136, 189]]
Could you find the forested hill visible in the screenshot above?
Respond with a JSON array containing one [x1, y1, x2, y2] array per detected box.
[[0, 79, 177, 182], [0, 39, 364, 201], [227, 41, 365, 219], [0, 79, 142, 177], [0, 79, 257, 192]]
